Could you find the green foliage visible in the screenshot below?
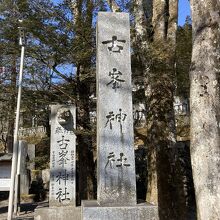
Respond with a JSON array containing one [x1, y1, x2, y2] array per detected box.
[[176, 19, 192, 98], [35, 137, 50, 170]]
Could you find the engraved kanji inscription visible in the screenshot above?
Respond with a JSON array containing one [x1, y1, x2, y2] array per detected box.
[[116, 153, 131, 167], [57, 135, 70, 149], [56, 187, 70, 203], [107, 68, 125, 91], [102, 36, 126, 53], [116, 108, 127, 132], [57, 136, 70, 167], [105, 152, 131, 169], [56, 170, 69, 185], [105, 152, 116, 168], [105, 109, 127, 131], [105, 111, 114, 129], [55, 127, 63, 134], [58, 149, 69, 167]]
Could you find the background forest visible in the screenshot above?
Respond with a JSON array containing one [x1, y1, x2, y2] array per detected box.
[[0, 0, 219, 220]]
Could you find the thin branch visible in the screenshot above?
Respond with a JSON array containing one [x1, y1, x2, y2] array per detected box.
[[51, 84, 76, 102], [106, 0, 120, 12], [32, 49, 72, 82]]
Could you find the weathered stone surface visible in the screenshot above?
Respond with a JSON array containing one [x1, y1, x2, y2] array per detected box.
[[82, 200, 158, 220], [42, 169, 50, 190], [96, 12, 136, 206], [27, 144, 35, 170], [49, 105, 76, 207], [34, 206, 81, 220], [18, 141, 29, 194], [18, 141, 28, 175]]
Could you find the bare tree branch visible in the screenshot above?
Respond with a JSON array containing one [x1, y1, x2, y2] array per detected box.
[[106, 0, 120, 12]]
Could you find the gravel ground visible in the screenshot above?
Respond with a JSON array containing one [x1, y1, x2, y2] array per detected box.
[[0, 199, 47, 220]]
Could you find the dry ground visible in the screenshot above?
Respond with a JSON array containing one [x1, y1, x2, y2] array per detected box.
[[0, 199, 47, 220]]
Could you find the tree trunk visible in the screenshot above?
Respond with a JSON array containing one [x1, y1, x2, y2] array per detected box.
[[148, 1, 187, 219], [133, 0, 158, 205], [147, 58, 178, 220], [106, 0, 120, 12], [190, 1, 220, 219], [70, 0, 96, 202], [6, 59, 17, 153], [76, 65, 95, 201], [133, 0, 189, 217]]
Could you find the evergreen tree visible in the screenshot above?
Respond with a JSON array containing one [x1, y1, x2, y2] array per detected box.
[[176, 17, 192, 98]]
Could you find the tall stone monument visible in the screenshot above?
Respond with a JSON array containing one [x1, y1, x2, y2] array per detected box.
[[96, 12, 136, 206], [35, 104, 81, 220], [82, 12, 158, 220]]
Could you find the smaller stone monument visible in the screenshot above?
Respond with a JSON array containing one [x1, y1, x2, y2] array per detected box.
[[34, 104, 81, 220]]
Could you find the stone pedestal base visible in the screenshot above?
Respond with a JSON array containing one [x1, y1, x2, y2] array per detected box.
[[34, 205, 81, 220], [82, 200, 158, 220]]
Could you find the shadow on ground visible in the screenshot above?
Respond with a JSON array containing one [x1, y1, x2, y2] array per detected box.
[[0, 201, 48, 220]]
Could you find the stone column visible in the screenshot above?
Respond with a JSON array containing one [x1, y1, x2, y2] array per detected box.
[[82, 12, 158, 220], [96, 12, 136, 206], [34, 105, 81, 220], [49, 105, 76, 207]]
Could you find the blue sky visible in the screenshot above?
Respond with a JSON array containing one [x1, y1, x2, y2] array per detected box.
[[53, 0, 191, 26], [178, 0, 191, 26], [53, 0, 191, 78]]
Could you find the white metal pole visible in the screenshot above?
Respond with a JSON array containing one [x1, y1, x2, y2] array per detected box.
[[13, 140, 22, 214], [7, 43, 25, 220]]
